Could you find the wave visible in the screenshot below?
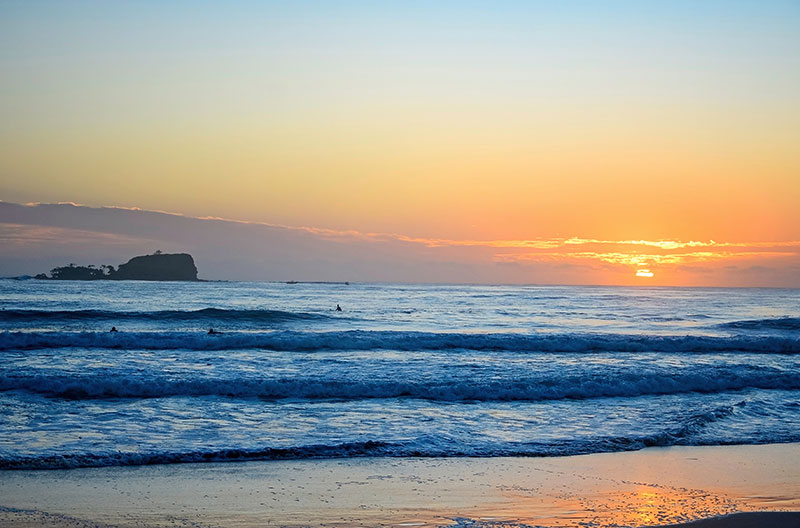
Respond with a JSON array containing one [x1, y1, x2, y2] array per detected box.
[[719, 317, 800, 332], [3, 367, 798, 401], [0, 440, 396, 470], [1, 330, 798, 353], [4, 401, 794, 470], [0, 308, 332, 323]]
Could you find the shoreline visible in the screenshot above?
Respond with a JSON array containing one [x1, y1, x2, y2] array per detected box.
[[0, 443, 798, 527]]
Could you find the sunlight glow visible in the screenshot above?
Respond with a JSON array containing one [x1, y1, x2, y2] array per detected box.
[[636, 269, 654, 278]]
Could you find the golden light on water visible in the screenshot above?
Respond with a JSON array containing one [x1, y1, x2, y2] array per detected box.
[[636, 269, 654, 278]]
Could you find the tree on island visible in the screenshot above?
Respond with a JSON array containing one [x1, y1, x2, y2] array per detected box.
[[46, 263, 111, 280]]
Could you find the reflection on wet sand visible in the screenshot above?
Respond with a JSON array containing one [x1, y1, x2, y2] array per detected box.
[[0, 444, 796, 528]]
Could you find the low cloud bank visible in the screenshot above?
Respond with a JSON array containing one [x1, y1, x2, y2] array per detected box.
[[1, 201, 798, 286]]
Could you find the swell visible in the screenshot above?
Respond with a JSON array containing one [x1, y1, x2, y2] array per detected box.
[[3, 401, 790, 470], [1, 330, 798, 353], [0, 308, 331, 323], [719, 316, 800, 332], [3, 367, 798, 401]]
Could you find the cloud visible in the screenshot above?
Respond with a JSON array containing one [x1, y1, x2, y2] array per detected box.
[[0, 223, 159, 248], [1, 201, 798, 286]]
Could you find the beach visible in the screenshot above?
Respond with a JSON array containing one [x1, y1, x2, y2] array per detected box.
[[1, 443, 798, 528]]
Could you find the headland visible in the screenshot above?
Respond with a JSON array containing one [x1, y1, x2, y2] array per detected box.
[[34, 252, 199, 281]]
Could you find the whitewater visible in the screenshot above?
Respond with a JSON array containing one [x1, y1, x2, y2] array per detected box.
[[1, 280, 798, 470]]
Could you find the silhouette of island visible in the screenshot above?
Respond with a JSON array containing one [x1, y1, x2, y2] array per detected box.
[[35, 252, 199, 281]]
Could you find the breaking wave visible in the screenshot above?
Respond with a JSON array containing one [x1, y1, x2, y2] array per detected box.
[[3, 366, 797, 401], [1, 330, 798, 353], [3, 401, 787, 470]]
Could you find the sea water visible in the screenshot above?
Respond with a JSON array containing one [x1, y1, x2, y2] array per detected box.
[[0, 280, 798, 469]]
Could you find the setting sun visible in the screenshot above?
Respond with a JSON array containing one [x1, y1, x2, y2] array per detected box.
[[636, 269, 655, 278]]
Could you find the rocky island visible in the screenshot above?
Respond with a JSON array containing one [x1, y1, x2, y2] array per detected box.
[[35, 252, 199, 281]]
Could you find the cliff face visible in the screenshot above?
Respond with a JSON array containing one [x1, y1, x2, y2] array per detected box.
[[113, 253, 198, 281]]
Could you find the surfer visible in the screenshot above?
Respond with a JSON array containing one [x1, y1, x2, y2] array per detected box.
[[208, 328, 222, 335], [110, 326, 118, 332], [336, 304, 342, 312]]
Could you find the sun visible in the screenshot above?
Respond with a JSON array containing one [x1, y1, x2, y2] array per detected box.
[[636, 269, 654, 278]]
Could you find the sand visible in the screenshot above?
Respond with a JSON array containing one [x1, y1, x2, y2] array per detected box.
[[0, 443, 797, 528]]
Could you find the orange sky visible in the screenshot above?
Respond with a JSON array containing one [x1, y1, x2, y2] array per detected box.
[[1, 2, 799, 285]]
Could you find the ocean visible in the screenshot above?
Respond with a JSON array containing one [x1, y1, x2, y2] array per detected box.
[[1, 280, 798, 470]]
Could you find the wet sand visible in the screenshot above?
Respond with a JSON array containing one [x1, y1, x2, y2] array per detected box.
[[0, 443, 797, 528], [662, 511, 799, 527]]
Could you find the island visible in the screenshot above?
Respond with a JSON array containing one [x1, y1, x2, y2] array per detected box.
[[34, 252, 199, 281]]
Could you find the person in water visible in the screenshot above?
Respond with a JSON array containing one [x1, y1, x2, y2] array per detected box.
[[336, 304, 342, 311], [110, 326, 118, 332], [208, 328, 222, 335]]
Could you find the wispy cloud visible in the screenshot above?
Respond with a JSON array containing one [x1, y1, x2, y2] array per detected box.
[[297, 228, 800, 257], [0, 223, 157, 247], [494, 250, 799, 267]]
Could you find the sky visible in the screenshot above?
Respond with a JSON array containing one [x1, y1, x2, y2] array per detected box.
[[1, 1, 799, 285]]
